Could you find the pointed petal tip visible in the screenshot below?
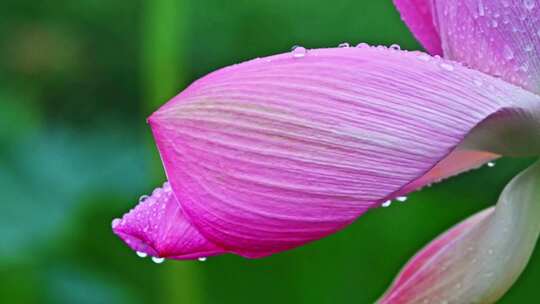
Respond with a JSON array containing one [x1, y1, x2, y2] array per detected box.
[[112, 181, 228, 260]]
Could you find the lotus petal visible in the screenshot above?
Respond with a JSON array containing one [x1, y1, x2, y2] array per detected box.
[[379, 160, 540, 303], [145, 47, 540, 258]]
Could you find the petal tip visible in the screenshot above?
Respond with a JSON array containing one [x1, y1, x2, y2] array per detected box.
[[113, 181, 228, 260]]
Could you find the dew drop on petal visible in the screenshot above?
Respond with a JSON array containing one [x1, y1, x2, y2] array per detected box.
[[524, 0, 535, 11], [139, 195, 149, 203], [382, 200, 392, 207], [198, 257, 207, 262], [111, 218, 121, 229], [417, 53, 430, 61], [478, 0, 485, 16], [389, 44, 401, 51], [136, 251, 148, 258], [440, 63, 454, 71], [503, 45, 514, 60], [396, 196, 408, 202], [355, 42, 370, 48], [291, 45, 307, 58], [338, 42, 350, 48], [152, 257, 165, 264], [487, 162, 496, 167]]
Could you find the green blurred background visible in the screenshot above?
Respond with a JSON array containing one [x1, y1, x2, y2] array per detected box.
[[1, 0, 538, 303]]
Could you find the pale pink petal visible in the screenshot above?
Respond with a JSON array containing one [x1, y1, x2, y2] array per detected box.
[[149, 47, 540, 258], [112, 181, 227, 260], [379, 161, 540, 303], [393, 0, 443, 55]]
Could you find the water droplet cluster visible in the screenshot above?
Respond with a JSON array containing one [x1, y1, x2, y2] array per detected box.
[[438, 0, 539, 90]]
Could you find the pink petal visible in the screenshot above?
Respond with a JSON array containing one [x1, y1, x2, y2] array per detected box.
[[148, 46, 540, 258], [379, 161, 540, 303], [396, 0, 540, 93], [112, 181, 227, 260], [393, 0, 443, 55]]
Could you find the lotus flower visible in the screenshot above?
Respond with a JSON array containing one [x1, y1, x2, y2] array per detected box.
[[113, 0, 540, 302]]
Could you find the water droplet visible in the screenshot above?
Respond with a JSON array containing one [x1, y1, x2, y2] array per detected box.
[[338, 42, 350, 48], [487, 162, 496, 167], [503, 45, 514, 60], [524, 0, 535, 10], [389, 44, 401, 51], [382, 200, 392, 207], [111, 218, 121, 229], [417, 53, 431, 61], [356, 42, 370, 48], [163, 181, 171, 190], [440, 63, 454, 71], [139, 195, 149, 203], [152, 257, 165, 264], [198, 257, 207, 262], [478, 0, 485, 16], [291, 45, 307, 58], [396, 196, 408, 202], [136, 251, 148, 258]]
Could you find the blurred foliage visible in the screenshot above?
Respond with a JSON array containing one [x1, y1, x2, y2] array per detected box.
[[0, 0, 538, 303]]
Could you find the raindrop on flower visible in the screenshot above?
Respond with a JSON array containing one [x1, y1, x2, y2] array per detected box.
[[503, 45, 514, 60], [139, 195, 149, 203], [291, 45, 307, 58], [524, 0, 535, 11], [396, 196, 408, 202], [389, 44, 401, 51], [152, 257, 165, 264], [440, 63, 454, 71], [478, 0, 485, 16], [111, 218, 121, 229], [136, 251, 148, 258], [198, 257, 207, 262], [382, 200, 392, 207], [417, 53, 430, 61], [487, 162, 496, 167], [338, 42, 350, 48], [355, 42, 369, 48]]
